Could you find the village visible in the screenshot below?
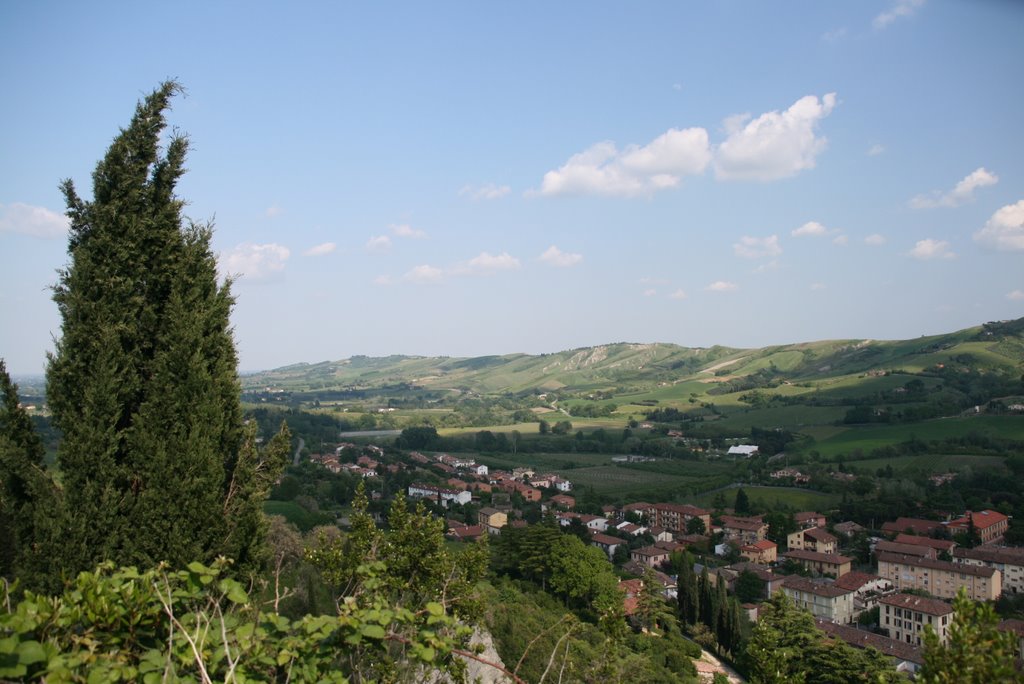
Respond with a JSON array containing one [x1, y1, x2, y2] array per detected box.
[[308, 440, 1024, 678]]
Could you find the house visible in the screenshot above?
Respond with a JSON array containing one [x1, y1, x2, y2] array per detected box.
[[833, 521, 865, 538], [445, 523, 486, 542], [875, 539, 936, 559], [881, 517, 944, 537], [787, 527, 838, 554], [771, 468, 810, 484], [879, 593, 954, 647], [893, 533, 956, 556], [474, 464, 489, 477], [407, 483, 471, 507], [548, 494, 576, 510], [816, 619, 924, 675], [782, 576, 856, 624], [727, 445, 759, 457], [876, 552, 1001, 601], [783, 550, 853, 578], [721, 516, 769, 545], [953, 545, 1024, 595], [616, 522, 647, 536], [550, 476, 573, 492], [618, 578, 644, 616], [631, 545, 671, 569], [793, 511, 826, 529], [740, 540, 778, 565], [446, 478, 469, 491], [478, 507, 508, 534], [946, 509, 1009, 544], [833, 571, 895, 617], [591, 533, 625, 560]]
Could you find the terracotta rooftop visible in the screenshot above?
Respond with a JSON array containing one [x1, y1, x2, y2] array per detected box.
[[834, 571, 886, 592], [893, 533, 956, 552], [953, 545, 1024, 565], [877, 552, 996, 578], [879, 593, 953, 616], [816, 619, 924, 665], [782, 576, 853, 598], [784, 549, 854, 565]]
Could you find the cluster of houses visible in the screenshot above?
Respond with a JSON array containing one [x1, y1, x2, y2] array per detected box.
[[309, 443, 388, 478]]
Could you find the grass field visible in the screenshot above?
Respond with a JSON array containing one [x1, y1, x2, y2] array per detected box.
[[555, 465, 699, 499], [809, 415, 1024, 458], [692, 486, 842, 511]]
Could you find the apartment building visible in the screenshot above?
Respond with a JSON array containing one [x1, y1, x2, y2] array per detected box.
[[876, 552, 1001, 601], [953, 545, 1024, 595], [880, 593, 954, 647], [782, 576, 856, 624]]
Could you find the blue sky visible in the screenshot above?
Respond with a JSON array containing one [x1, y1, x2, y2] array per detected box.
[[2, 1, 1023, 375]]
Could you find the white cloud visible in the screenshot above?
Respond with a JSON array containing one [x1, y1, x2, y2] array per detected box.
[[822, 27, 847, 42], [459, 183, 511, 200], [373, 275, 393, 286], [974, 200, 1024, 251], [670, 289, 687, 300], [539, 245, 583, 268], [0, 202, 68, 238], [706, 280, 739, 292], [391, 223, 426, 239], [733, 235, 782, 259], [1006, 290, 1024, 301], [874, 0, 926, 30], [867, 144, 886, 156], [303, 242, 336, 257], [366, 235, 392, 252], [714, 93, 837, 181], [538, 127, 711, 197], [833, 235, 848, 246], [223, 243, 290, 279], [643, 289, 657, 297], [791, 221, 829, 238], [265, 205, 282, 218], [865, 233, 887, 246], [908, 239, 955, 260], [672, 83, 683, 91], [754, 260, 780, 273], [910, 167, 998, 209], [403, 265, 444, 283], [454, 251, 521, 276]]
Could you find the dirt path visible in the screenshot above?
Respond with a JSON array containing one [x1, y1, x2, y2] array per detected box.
[[692, 648, 745, 683]]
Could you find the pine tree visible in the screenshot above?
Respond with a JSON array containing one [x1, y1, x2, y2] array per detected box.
[[45, 82, 286, 578]]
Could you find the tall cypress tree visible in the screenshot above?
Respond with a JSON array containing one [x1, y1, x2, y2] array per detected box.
[[45, 82, 286, 577], [0, 361, 60, 587]]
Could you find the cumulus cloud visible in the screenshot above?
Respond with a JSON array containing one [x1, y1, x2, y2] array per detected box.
[[734, 235, 782, 259], [867, 144, 886, 156], [643, 289, 657, 297], [403, 265, 444, 283], [791, 221, 830, 238], [670, 289, 687, 300], [459, 183, 511, 200], [0, 202, 69, 238], [458, 251, 521, 275], [865, 234, 887, 246], [974, 200, 1024, 251], [223, 243, 290, 279], [908, 239, 955, 260], [366, 235, 392, 252], [1006, 290, 1024, 301], [391, 223, 426, 239], [303, 242, 336, 257], [538, 127, 711, 197], [714, 93, 837, 181], [539, 245, 583, 267], [706, 280, 739, 292], [874, 0, 926, 30], [373, 275, 393, 286], [910, 167, 998, 209]]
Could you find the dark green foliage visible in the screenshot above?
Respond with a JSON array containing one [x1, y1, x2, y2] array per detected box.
[[744, 592, 901, 683], [920, 587, 1019, 683], [42, 82, 287, 582], [734, 487, 751, 515], [0, 362, 59, 586]]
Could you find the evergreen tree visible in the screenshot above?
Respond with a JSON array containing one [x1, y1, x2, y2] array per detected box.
[[677, 552, 699, 625], [0, 361, 59, 586], [920, 587, 1018, 683], [45, 82, 287, 578], [734, 487, 751, 515]]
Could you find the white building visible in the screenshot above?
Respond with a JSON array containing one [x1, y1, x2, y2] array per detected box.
[[407, 483, 472, 507]]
